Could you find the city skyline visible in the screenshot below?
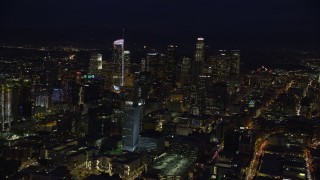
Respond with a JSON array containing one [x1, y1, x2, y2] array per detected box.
[[0, 0, 319, 48], [1, 1, 320, 180]]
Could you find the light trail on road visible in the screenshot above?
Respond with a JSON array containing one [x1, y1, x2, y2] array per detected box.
[[246, 140, 267, 180], [208, 144, 224, 164], [305, 149, 314, 180]]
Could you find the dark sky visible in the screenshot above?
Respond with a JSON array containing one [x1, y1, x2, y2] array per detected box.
[[1, 0, 320, 48]]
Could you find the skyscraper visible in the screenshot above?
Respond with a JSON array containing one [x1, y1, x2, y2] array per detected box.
[[146, 53, 161, 80], [89, 52, 103, 76], [112, 39, 125, 92], [124, 50, 131, 77], [195, 38, 205, 62], [230, 50, 240, 75], [192, 38, 205, 82], [208, 50, 240, 77], [122, 100, 143, 152], [167, 45, 178, 83], [1, 84, 12, 131], [210, 50, 231, 77], [179, 57, 191, 86], [20, 79, 32, 120]]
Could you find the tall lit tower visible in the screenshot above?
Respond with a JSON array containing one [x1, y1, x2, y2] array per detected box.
[[89, 52, 103, 76], [230, 50, 240, 75], [195, 38, 205, 62], [1, 84, 12, 131], [192, 38, 205, 82], [122, 99, 143, 152], [124, 50, 131, 77], [112, 39, 125, 91]]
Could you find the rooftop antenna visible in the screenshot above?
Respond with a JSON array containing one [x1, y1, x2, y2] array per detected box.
[[121, 28, 125, 86], [122, 28, 125, 50], [122, 28, 125, 41]]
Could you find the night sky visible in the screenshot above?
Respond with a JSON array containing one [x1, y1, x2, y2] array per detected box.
[[1, 0, 319, 48]]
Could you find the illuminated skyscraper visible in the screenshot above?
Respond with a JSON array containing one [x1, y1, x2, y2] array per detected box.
[[124, 50, 131, 77], [230, 50, 240, 75], [208, 50, 240, 77], [192, 38, 205, 82], [89, 52, 103, 76], [195, 38, 205, 62], [122, 100, 143, 152], [1, 84, 12, 131], [112, 39, 125, 91], [210, 50, 231, 77]]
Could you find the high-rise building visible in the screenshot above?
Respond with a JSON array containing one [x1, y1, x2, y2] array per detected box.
[[195, 38, 205, 62], [1, 84, 12, 131], [124, 50, 131, 77], [146, 53, 157, 72], [89, 52, 103, 76], [52, 88, 63, 102], [158, 53, 166, 79], [101, 60, 113, 91], [112, 39, 125, 92], [179, 57, 191, 87], [20, 79, 32, 119], [122, 100, 143, 152], [167, 45, 178, 83], [146, 53, 162, 80], [224, 129, 240, 154], [210, 50, 231, 77], [83, 79, 104, 104], [208, 50, 240, 77], [192, 38, 205, 82], [230, 50, 240, 75], [87, 104, 114, 137], [10, 80, 21, 122]]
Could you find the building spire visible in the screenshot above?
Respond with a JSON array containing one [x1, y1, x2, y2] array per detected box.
[[122, 28, 125, 42]]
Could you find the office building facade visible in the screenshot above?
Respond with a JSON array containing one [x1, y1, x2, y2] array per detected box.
[[122, 100, 143, 152], [112, 39, 125, 91]]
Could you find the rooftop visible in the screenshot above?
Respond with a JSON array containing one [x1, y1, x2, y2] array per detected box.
[[151, 153, 194, 176]]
